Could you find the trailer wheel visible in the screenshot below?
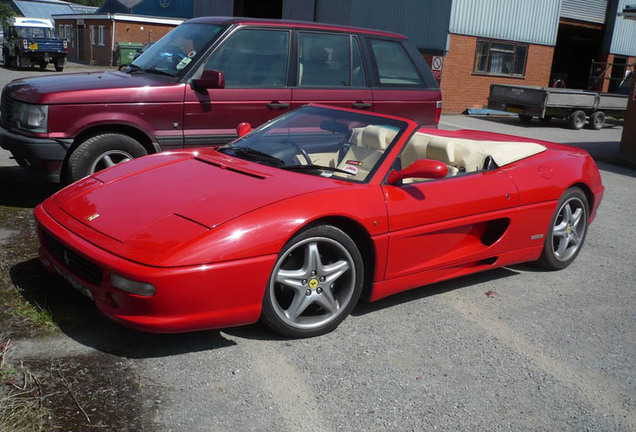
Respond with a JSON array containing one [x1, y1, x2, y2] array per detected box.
[[519, 114, 532, 123], [588, 111, 605, 130], [54, 58, 63, 72], [568, 110, 586, 130]]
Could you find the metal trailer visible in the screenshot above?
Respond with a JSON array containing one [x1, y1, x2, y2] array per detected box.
[[488, 84, 628, 130]]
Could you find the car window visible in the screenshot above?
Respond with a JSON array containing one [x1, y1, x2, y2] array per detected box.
[[298, 32, 353, 87], [369, 39, 423, 86], [205, 29, 290, 88]]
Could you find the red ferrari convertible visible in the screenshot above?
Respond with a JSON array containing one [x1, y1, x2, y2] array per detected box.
[[35, 105, 604, 337]]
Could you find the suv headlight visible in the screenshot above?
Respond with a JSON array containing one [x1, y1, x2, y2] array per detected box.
[[14, 101, 48, 133]]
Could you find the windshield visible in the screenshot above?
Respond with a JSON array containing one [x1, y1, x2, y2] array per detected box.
[[218, 106, 408, 182], [131, 23, 224, 77], [15, 26, 56, 39]]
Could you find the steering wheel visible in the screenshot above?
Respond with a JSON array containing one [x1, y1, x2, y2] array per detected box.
[[279, 139, 312, 165]]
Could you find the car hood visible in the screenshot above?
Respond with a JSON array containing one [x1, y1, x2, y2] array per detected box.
[[5, 71, 183, 105], [49, 151, 343, 265]]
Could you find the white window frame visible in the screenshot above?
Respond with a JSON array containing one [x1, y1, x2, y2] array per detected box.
[[98, 25, 105, 46]]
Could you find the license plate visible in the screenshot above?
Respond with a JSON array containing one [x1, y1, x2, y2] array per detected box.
[[506, 107, 524, 114], [29, 42, 38, 50], [55, 265, 93, 299]]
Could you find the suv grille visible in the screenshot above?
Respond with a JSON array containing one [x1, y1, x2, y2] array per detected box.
[[1, 89, 15, 130], [41, 230, 104, 286]]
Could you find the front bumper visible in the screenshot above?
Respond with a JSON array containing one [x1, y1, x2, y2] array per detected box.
[[35, 203, 277, 333], [0, 126, 71, 181]]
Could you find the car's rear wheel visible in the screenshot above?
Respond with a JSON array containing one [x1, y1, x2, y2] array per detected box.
[[66, 133, 147, 183], [39, 61, 47, 70], [568, 110, 586, 130], [261, 224, 364, 338], [538, 187, 589, 270], [54, 58, 63, 72]]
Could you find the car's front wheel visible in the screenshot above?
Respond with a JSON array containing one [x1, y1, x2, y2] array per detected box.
[[66, 133, 147, 183], [261, 225, 364, 338], [538, 187, 589, 270]]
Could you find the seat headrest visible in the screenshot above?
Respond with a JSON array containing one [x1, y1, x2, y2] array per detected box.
[[427, 137, 455, 163], [361, 125, 394, 150]]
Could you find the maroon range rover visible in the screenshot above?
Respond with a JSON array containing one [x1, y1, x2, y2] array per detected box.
[[0, 17, 441, 183]]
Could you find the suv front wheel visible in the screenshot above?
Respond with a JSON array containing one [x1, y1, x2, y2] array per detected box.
[[66, 133, 147, 183]]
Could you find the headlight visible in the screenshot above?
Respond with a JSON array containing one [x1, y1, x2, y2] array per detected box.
[[14, 101, 48, 133], [110, 274, 156, 296]]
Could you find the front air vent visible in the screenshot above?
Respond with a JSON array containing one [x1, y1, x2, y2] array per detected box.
[[481, 218, 510, 246]]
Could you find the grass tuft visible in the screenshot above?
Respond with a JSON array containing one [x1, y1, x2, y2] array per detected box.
[[0, 336, 49, 432]]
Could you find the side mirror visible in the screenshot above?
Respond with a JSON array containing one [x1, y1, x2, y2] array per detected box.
[[236, 122, 252, 138], [192, 69, 225, 91], [387, 159, 448, 184]]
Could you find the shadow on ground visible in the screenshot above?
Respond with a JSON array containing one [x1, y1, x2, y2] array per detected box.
[[0, 167, 60, 208], [10, 259, 236, 359]]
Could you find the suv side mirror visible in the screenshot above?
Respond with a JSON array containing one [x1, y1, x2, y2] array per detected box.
[[192, 70, 225, 91], [387, 159, 448, 184]]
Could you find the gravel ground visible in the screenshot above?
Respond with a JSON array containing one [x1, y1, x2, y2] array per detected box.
[[1, 63, 634, 430]]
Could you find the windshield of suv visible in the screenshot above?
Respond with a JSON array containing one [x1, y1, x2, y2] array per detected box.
[[15, 27, 56, 39], [131, 23, 224, 77], [217, 106, 407, 183]]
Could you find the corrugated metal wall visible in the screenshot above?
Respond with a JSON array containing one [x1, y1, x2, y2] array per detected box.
[[560, 0, 608, 23], [283, 0, 316, 21], [449, 0, 561, 46], [315, 0, 352, 25], [316, 0, 451, 52], [608, 0, 636, 55]]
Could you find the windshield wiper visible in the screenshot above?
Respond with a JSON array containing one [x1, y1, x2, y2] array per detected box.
[[128, 64, 174, 78], [218, 147, 285, 167], [122, 63, 141, 72], [282, 164, 354, 176]]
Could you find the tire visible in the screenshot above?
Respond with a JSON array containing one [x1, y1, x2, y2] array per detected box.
[[66, 133, 147, 183], [54, 58, 63, 72], [518, 114, 532, 123], [568, 110, 586, 130], [261, 224, 364, 338], [39, 61, 47, 70], [538, 187, 589, 270], [588, 111, 605, 130]]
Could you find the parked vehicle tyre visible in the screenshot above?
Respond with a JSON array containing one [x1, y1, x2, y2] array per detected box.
[[518, 114, 533, 123], [54, 58, 63, 72], [261, 224, 364, 338], [39, 61, 47, 70], [538, 187, 589, 270], [588, 111, 606, 130], [66, 133, 147, 183], [568, 110, 586, 130]]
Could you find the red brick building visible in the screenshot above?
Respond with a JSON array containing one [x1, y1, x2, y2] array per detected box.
[[53, 14, 184, 66]]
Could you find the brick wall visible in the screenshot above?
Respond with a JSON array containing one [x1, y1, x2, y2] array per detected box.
[[439, 34, 554, 113], [54, 18, 177, 66]]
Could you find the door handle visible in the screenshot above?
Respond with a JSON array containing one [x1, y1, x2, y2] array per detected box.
[[352, 102, 371, 109], [267, 101, 290, 110]]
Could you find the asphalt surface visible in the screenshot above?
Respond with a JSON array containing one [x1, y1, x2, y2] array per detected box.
[[1, 64, 635, 431]]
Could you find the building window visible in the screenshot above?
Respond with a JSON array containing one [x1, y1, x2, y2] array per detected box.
[[474, 40, 527, 77], [59, 25, 64, 38], [90, 25, 95, 45], [98, 26, 105, 46], [65, 25, 71, 40]]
